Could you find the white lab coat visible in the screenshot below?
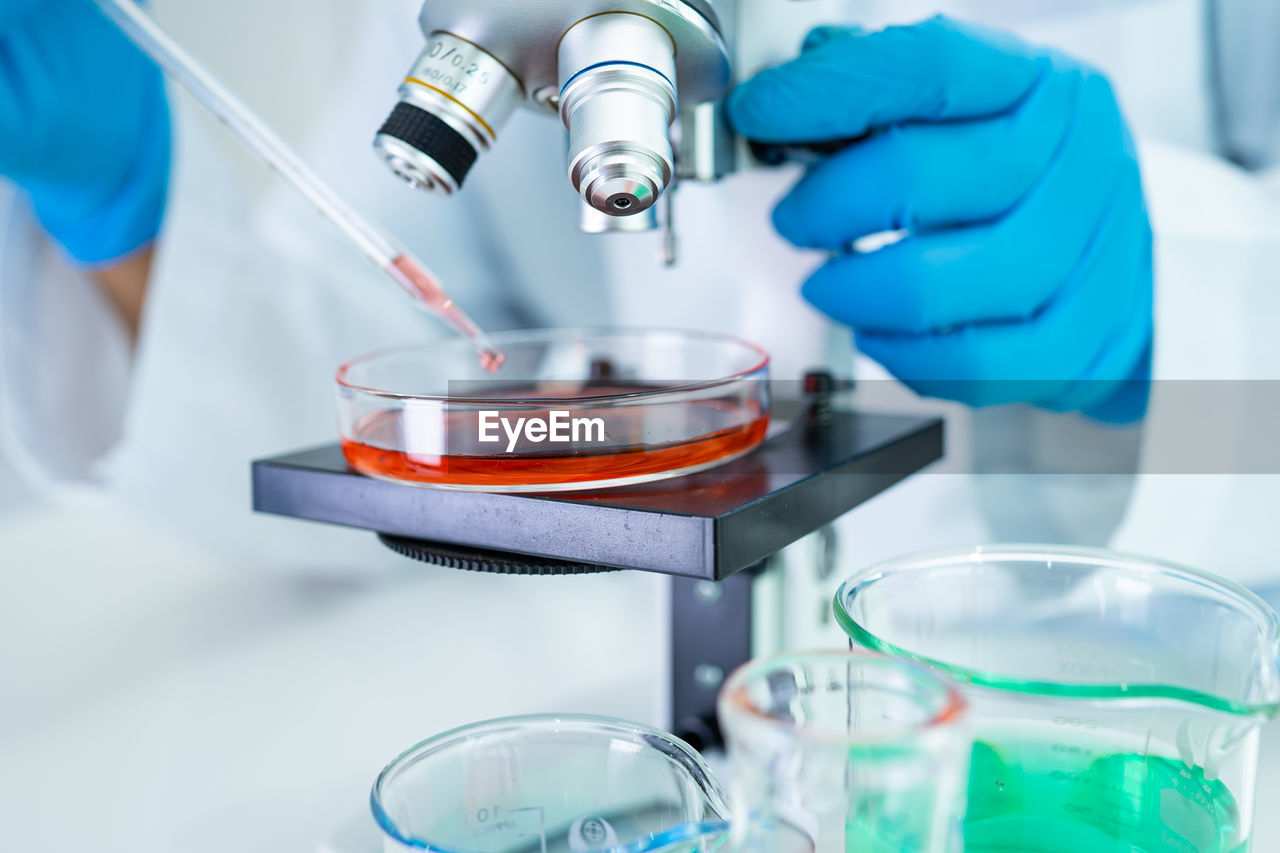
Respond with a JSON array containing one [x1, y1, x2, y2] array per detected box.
[[1, 0, 1278, 583]]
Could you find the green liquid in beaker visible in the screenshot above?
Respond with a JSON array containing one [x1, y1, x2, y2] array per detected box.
[[964, 739, 1246, 853]]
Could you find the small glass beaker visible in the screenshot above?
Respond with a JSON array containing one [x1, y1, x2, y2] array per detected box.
[[835, 545, 1280, 853], [717, 650, 972, 853], [371, 714, 729, 853]]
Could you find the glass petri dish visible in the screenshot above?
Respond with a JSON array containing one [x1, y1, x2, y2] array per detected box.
[[336, 328, 771, 492]]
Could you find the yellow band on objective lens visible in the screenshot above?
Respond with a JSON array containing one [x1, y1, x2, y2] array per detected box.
[[403, 78, 497, 139]]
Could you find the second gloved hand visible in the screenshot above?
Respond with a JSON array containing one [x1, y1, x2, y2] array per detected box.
[[728, 17, 1153, 422], [0, 0, 170, 265]]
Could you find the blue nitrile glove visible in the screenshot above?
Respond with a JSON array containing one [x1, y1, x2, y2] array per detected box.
[[728, 17, 1153, 422], [0, 0, 170, 265]]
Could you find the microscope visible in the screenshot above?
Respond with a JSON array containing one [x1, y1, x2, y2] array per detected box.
[[254, 0, 946, 750], [368, 0, 796, 237]]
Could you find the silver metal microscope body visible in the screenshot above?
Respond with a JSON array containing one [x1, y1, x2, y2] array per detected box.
[[373, 0, 774, 235]]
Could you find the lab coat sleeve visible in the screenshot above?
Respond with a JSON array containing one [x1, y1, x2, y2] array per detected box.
[[0, 183, 133, 492], [1108, 139, 1280, 592]]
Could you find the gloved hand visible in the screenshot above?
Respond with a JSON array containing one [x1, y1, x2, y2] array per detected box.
[[728, 17, 1153, 422], [0, 0, 170, 265]]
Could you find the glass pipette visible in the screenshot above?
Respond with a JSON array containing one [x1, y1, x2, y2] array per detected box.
[[89, 0, 505, 371]]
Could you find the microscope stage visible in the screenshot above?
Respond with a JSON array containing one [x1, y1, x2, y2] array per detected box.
[[252, 407, 942, 580]]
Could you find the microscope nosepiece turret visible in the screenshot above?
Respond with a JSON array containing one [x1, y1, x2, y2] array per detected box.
[[374, 1, 731, 231]]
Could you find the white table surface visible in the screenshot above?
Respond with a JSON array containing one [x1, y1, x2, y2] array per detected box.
[[0, 498, 669, 853], [2, 499, 1278, 852]]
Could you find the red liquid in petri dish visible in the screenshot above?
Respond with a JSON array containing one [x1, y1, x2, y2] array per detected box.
[[341, 390, 769, 490]]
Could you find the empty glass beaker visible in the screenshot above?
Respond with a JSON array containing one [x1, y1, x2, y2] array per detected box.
[[835, 545, 1280, 853], [371, 714, 729, 853], [717, 650, 972, 853]]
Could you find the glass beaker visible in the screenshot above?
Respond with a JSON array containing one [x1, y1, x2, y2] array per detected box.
[[371, 714, 730, 853], [834, 545, 1280, 853], [717, 650, 972, 853]]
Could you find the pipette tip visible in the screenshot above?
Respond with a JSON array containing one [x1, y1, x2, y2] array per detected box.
[[388, 254, 506, 371], [478, 348, 506, 373]]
